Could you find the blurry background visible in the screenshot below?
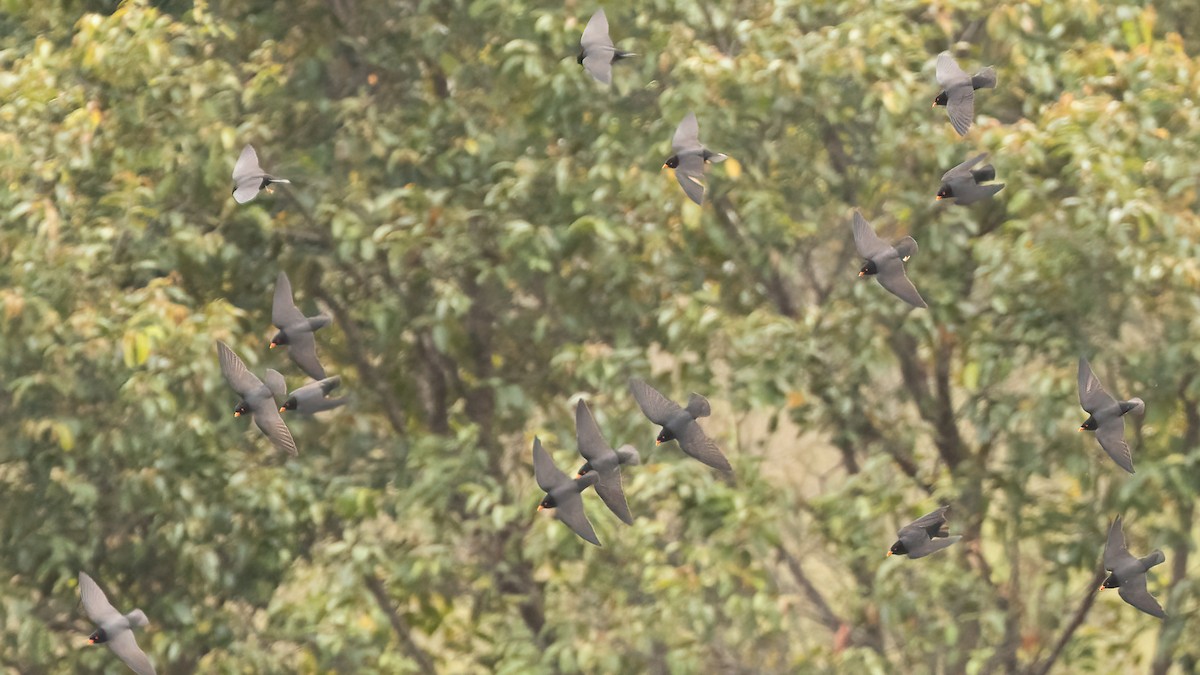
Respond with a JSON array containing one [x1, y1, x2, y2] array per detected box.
[[1, 0, 1199, 672]]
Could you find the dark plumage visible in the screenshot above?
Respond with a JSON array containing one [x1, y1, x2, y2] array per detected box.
[[888, 505, 961, 559], [937, 152, 1005, 205], [231, 144, 290, 204], [851, 211, 927, 308], [578, 8, 635, 85], [663, 112, 727, 205], [573, 400, 636, 525], [933, 52, 996, 136], [271, 271, 331, 380], [78, 572, 156, 675], [217, 341, 298, 456], [1101, 515, 1166, 619], [279, 376, 347, 415], [1078, 357, 1144, 473], [629, 378, 732, 473], [534, 437, 601, 545]]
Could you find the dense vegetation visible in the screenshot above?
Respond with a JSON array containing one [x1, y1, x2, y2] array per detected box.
[[2, 0, 1199, 672]]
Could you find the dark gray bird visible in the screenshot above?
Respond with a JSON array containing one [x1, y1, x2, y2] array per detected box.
[[78, 572, 156, 675], [534, 437, 601, 545], [231, 144, 290, 204], [937, 152, 1004, 205], [851, 211, 927, 308], [1078, 357, 1144, 474], [217, 341, 298, 456], [933, 52, 997, 136], [271, 271, 331, 380], [578, 8, 635, 85], [887, 506, 961, 559], [629, 378, 732, 473], [1101, 515, 1166, 619], [573, 400, 636, 525], [279, 376, 347, 415], [663, 112, 727, 205]]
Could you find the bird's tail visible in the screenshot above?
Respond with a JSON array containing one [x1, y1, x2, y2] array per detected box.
[[309, 313, 333, 330], [126, 609, 150, 627], [970, 164, 996, 183], [972, 66, 997, 89], [1125, 397, 1146, 416], [1141, 550, 1166, 570], [616, 444, 642, 466], [685, 393, 712, 418], [614, 50, 637, 60], [893, 236, 919, 260]]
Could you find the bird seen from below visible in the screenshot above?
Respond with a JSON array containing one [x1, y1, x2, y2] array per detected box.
[[78, 572, 156, 675], [1078, 357, 1144, 473], [533, 436, 601, 546], [888, 505, 961, 559], [1101, 514, 1166, 619], [936, 152, 1005, 205], [629, 378, 733, 473], [271, 271, 332, 380], [851, 211, 927, 309], [217, 340, 298, 457], [578, 8, 635, 85], [231, 144, 291, 204], [933, 52, 996, 136], [573, 399, 636, 525], [663, 112, 727, 205]]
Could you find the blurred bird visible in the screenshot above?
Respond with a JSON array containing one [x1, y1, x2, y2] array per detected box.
[[937, 152, 1004, 205], [534, 437, 601, 545], [279, 376, 347, 415], [887, 505, 961, 559], [231, 144, 290, 204], [1078, 357, 1143, 473], [578, 8, 635, 85], [572, 400, 636, 524], [663, 112, 727, 205], [78, 572, 156, 675], [629, 378, 733, 473], [217, 341, 298, 456], [271, 271, 331, 380], [933, 52, 996, 136], [851, 211, 927, 308], [1101, 514, 1166, 618]]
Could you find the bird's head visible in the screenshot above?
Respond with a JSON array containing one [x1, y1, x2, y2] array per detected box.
[[575, 462, 593, 480], [663, 155, 680, 170], [537, 495, 556, 512], [279, 398, 298, 414], [858, 260, 877, 278], [1099, 573, 1119, 591], [886, 541, 906, 557], [932, 91, 948, 107], [936, 185, 952, 201], [233, 402, 249, 418], [1079, 417, 1098, 432], [87, 629, 106, 645], [269, 330, 287, 349], [655, 428, 674, 446]]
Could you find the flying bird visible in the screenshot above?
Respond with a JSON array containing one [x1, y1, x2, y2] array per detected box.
[[933, 52, 996, 136], [851, 211, 927, 308], [937, 152, 1005, 205], [78, 572, 156, 675], [573, 400, 636, 525], [1101, 514, 1166, 619], [663, 112, 727, 205], [231, 144, 291, 204], [534, 437, 601, 545], [578, 8, 635, 85], [1078, 357, 1144, 473], [279, 376, 347, 415], [217, 341, 298, 456], [629, 378, 732, 473], [887, 505, 961, 559], [271, 271, 331, 380]]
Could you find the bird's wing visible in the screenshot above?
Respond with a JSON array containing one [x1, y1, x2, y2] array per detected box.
[[286, 331, 327, 380], [594, 466, 634, 525], [271, 272, 306, 328], [672, 112, 702, 154], [875, 258, 928, 308], [1104, 515, 1137, 569], [582, 53, 613, 85], [580, 9, 613, 50], [232, 144, 261, 183], [1118, 574, 1166, 619], [232, 180, 261, 204], [78, 573, 122, 625], [532, 438, 569, 493], [107, 630, 157, 675], [941, 152, 988, 183], [1096, 418, 1135, 473], [629, 378, 684, 425], [252, 405, 298, 456], [217, 341, 265, 398], [676, 420, 733, 473], [851, 211, 890, 260], [552, 485, 601, 546], [945, 86, 976, 136], [907, 506, 950, 535], [263, 369, 286, 403], [574, 400, 613, 464], [906, 535, 962, 559], [673, 154, 707, 205], [1078, 357, 1117, 413], [935, 52, 969, 88], [300, 397, 348, 414]]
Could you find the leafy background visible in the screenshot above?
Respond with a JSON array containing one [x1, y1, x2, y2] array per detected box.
[[1, 0, 1199, 672]]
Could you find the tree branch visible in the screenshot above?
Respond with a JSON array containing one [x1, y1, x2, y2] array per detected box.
[[364, 573, 437, 673], [1028, 566, 1106, 675]]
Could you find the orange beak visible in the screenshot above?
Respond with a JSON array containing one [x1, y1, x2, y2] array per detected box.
[[885, 550, 893, 557], [279, 407, 287, 413], [234, 411, 242, 418], [931, 102, 937, 108], [574, 473, 583, 479], [536, 504, 545, 512], [1078, 427, 1085, 432], [269, 342, 277, 349], [1098, 586, 1106, 591], [935, 195, 943, 201], [662, 163, 668, 169], [858, 271, 865, 277], [655, 440, 662, 446]]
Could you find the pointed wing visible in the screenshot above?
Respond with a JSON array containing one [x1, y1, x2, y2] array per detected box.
[[263, 369, 286, 403], [1103, 515, 1137, 570], [676, 420, 733, 473], [285, 331, 326, 380], [232, 144, 262, 183], [629, 378, 683, 425], [533, 437, 569, 494], [575, 400, 614, 464], [875, 258, 928, 308], [217, 341, 265, 399], [1118, 574, 1166, 619], [581, 9, 613, 51], [906, 535, 962, 559], [272, 272, 306, 328], [552, 485, 601, 546], [851, 212, 890, 260], [252, 405, 298, 456], [907, 506, 950, 535], [78, 573, 122, 626], [594, 467, 633, 525], [232, 180, 261, 204], [672, 112, 702, 154], [1096, 418, 1134, 473], [935, 52, 969, 88], [945, 86, 976, 136], [582, 54, 613, 85], [107, 630, 157, 675], [941, 152, 988, 183], [1078, 358, 1117, 413], [673, 154, 707, 205]]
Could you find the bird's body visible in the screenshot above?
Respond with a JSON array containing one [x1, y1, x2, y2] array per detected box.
[[888, 506, 961, 559], [231, 144, 290, 204], [578, 9, 635, 85], [1078, 357, 1143, 473], [78, 572, 156, 675], [851, 211, 927, 308], [663, 112, 727, 205], [271, 271, 331, 380], [934, 52, 996, 136], [1102, 515, 1166, 618]]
